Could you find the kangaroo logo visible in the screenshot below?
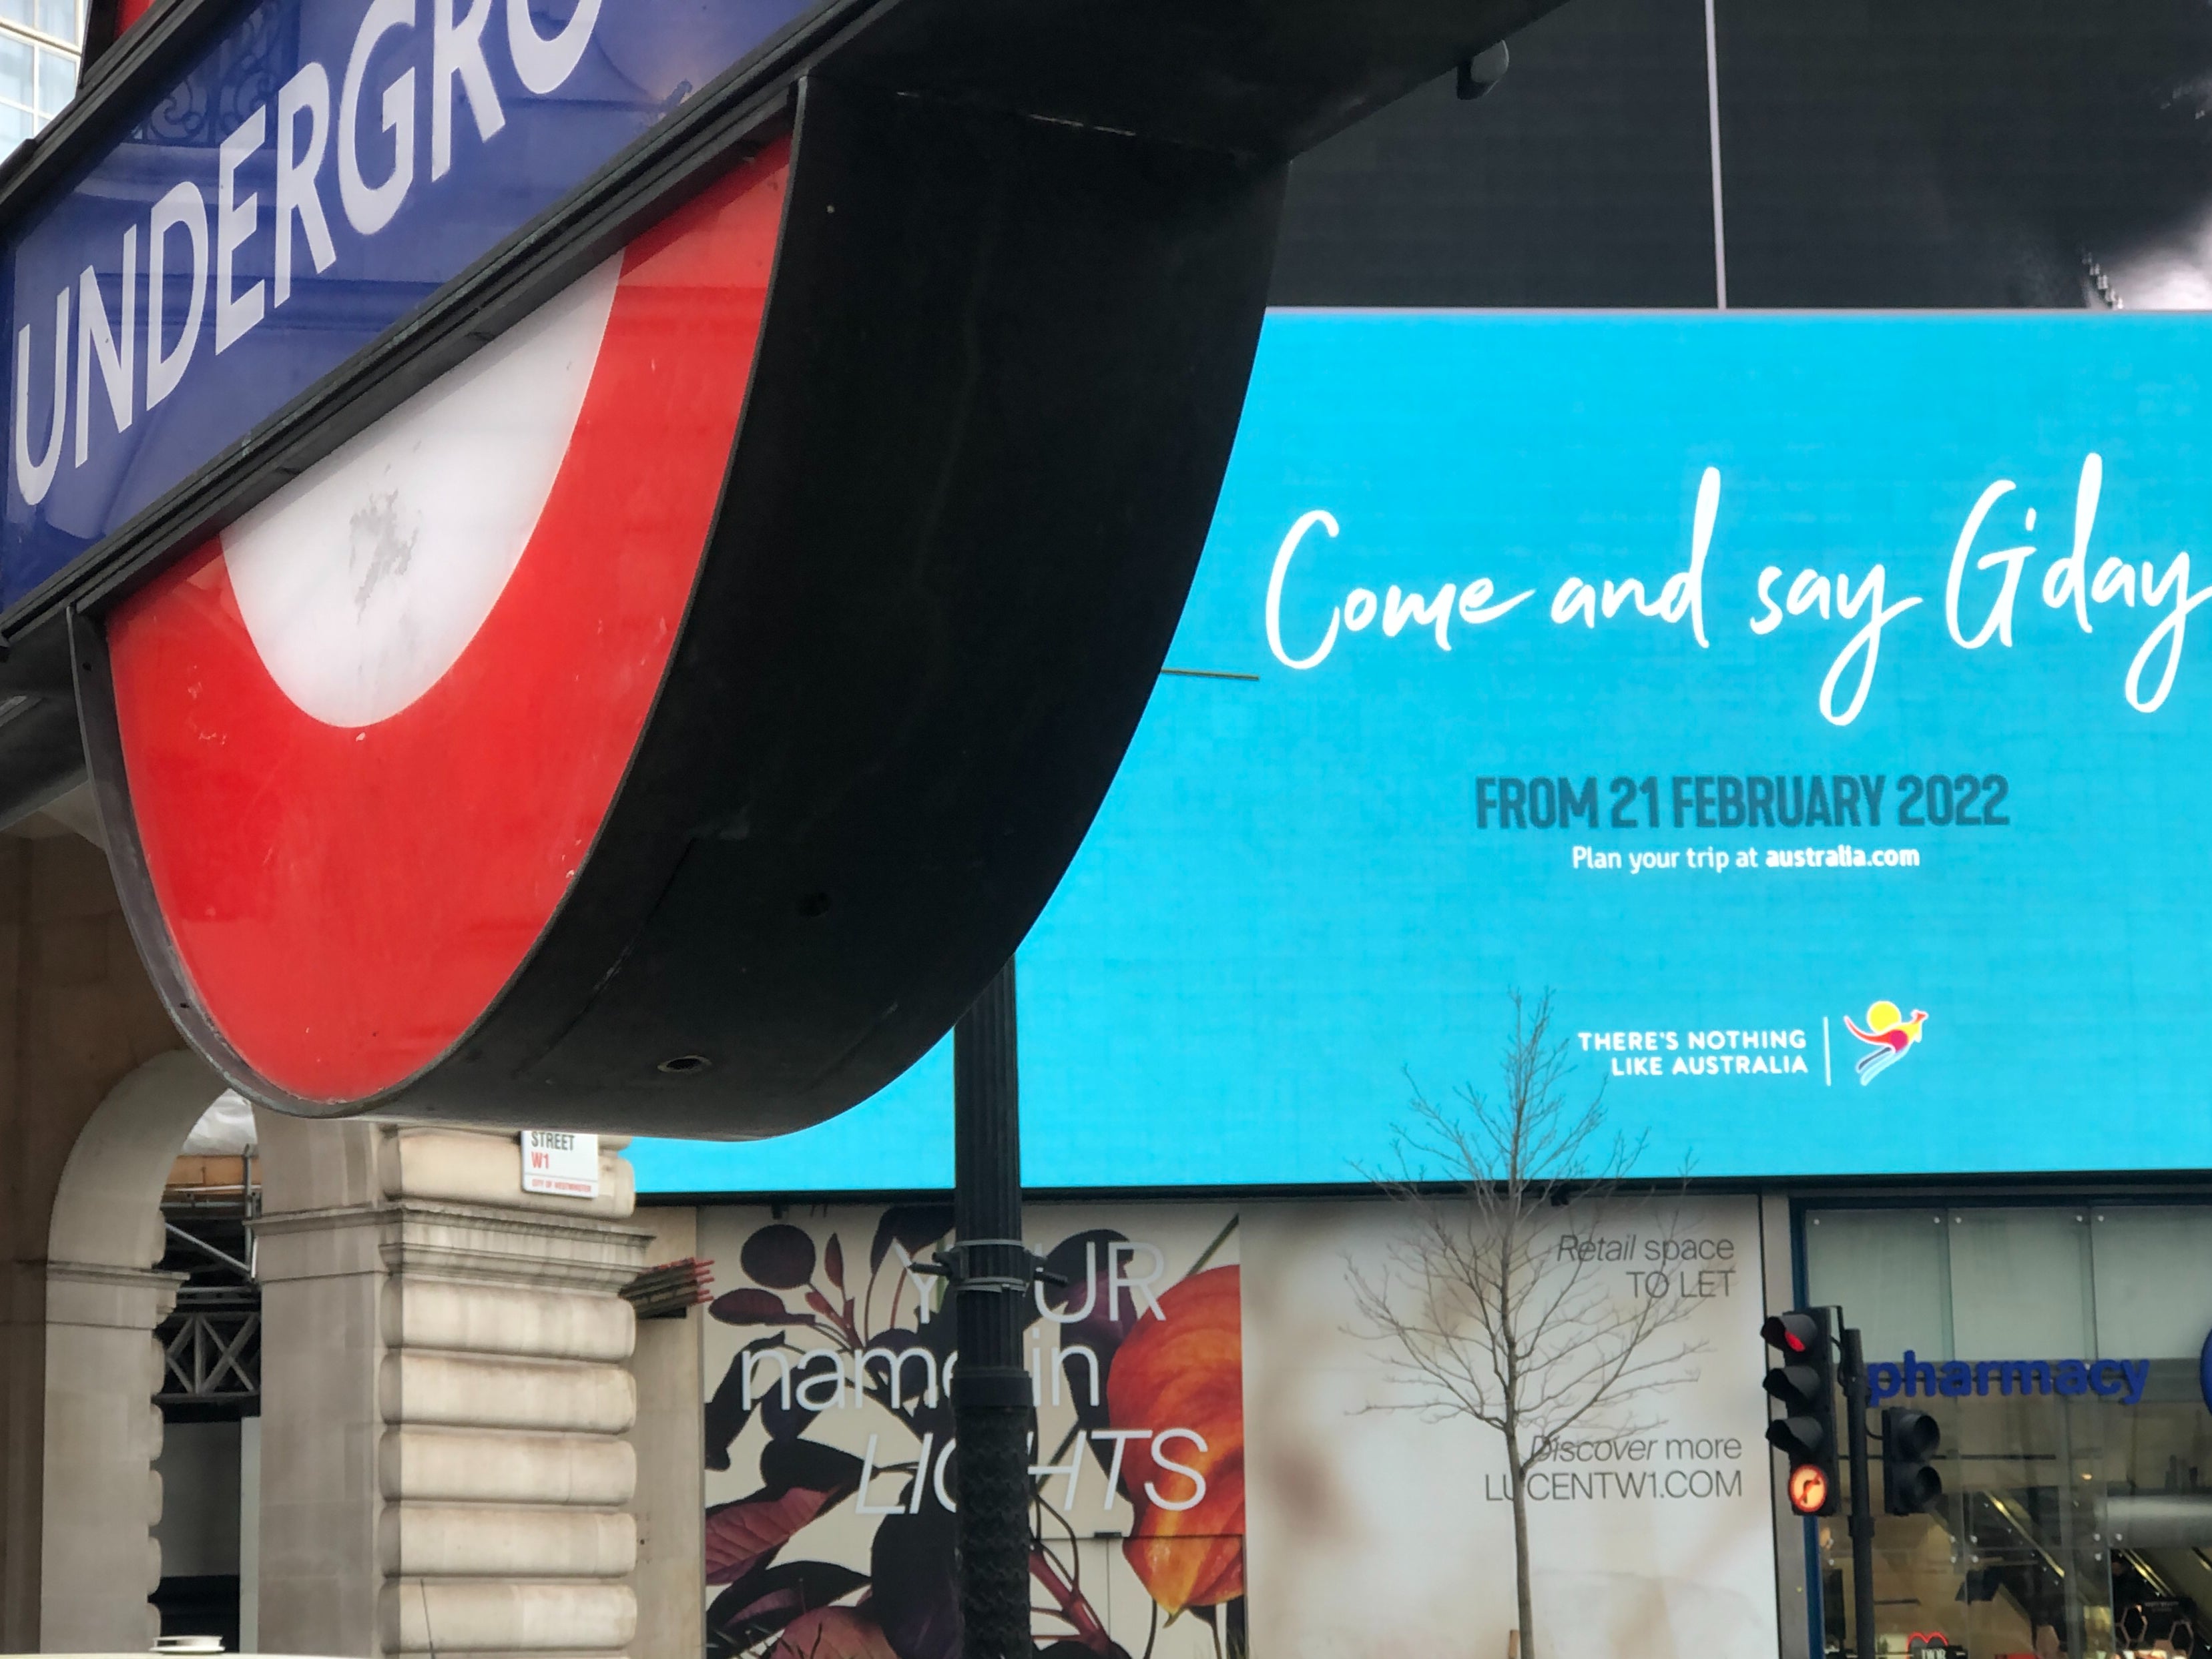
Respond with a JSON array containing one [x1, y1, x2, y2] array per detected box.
[[1845, 1000, 1927, 1085]]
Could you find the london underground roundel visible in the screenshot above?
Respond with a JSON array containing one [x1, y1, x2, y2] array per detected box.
[[99, 141, 791, 1110], [48, 0, 1547, 1138], [75, 77, 1298, 1136]]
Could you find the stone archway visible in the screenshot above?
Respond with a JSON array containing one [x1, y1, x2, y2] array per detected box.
[[41, 1047, 230, 1652]]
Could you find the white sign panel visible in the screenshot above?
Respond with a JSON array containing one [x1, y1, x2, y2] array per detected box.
[[521, 1130, 600, 1197], [695, 1195, 1779, 1659], [1242, 1195, 1780, 1659]]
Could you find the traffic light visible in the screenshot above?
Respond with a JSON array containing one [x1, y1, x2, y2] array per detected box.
[[1883, 1407, 1944, 1515], [1762, 1309, 1839, 1516]]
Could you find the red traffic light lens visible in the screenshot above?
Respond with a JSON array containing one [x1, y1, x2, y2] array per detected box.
[[1761, 1311, 1822, 1355], [1751, 1318, 1822, 1353], [1788, 1464, 1830, 1515]]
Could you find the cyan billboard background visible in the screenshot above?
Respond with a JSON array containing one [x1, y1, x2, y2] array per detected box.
[[635, 311, 2212, 1191]]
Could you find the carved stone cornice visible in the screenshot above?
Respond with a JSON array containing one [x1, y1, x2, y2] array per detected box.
[[43, 1261, 186, 1331], [254, 1199, 651, 1292]]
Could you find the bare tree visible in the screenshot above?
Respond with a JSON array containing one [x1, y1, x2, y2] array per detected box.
[[1346, 992, 1708, 1659]]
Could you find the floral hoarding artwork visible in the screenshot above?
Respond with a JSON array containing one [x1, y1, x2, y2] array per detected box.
[[698, 1203, 1246, 1659]]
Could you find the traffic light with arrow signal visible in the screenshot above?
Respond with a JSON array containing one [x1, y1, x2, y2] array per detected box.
[[1763, 1308, 1840, 1516], [1883, 1407, 1944, 1515]]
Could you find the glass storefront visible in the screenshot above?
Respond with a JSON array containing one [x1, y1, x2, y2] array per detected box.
[[1805, 1204, 2212, 1659], [0, 0, 75, 154]]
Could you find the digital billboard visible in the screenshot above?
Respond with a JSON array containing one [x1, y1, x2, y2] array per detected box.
[[635, 310, 2212, 1191], [634, 0, 2212, 1191]]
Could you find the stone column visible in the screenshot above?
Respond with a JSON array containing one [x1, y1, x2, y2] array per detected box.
[[39, 1048, 228, 1652], [625, 1208, 704, 1659], [254, 1118, 650, 1659], [0, 828, 196, 1650], [39, 1261, 177, 1651]]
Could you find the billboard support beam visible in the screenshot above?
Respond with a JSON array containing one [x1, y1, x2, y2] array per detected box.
[[950, 961, 1033, 1658]]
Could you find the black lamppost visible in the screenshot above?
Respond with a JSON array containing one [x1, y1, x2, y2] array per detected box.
[[950, 962, 1034, 1658]]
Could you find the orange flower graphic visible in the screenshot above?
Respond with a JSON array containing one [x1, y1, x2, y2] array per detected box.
[[1104, 1264, 1244, 1614]]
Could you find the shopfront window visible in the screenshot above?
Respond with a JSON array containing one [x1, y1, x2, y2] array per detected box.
[[0, 0, 77, 155], [1805, 1204, 2212, 1659]]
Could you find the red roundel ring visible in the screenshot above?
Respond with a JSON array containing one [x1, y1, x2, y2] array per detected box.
[[102, 139, 790, 1107], [80, 77, 1283, 1135]]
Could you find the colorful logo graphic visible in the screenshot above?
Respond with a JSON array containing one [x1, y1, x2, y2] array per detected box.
[[1845, 1001, 1928, 1085]]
